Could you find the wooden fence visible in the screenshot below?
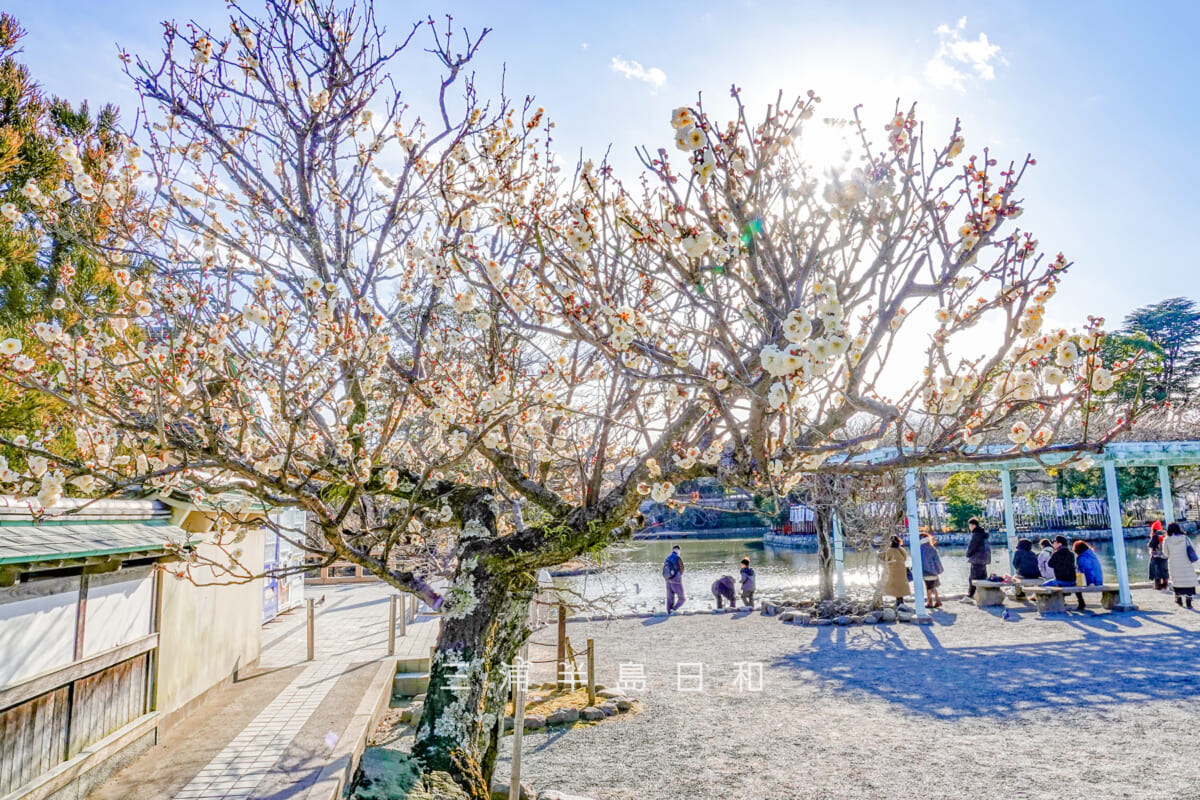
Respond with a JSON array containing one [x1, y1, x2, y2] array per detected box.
[[0, 634, 156, 796]]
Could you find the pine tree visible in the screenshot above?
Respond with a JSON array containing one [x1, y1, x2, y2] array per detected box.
[[1120, 297, 1200, 403], [0, 13, 132, 446]]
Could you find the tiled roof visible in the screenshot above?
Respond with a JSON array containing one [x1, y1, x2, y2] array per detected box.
[[0, 522, 193, 565]]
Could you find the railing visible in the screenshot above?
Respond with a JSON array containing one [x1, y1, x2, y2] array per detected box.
[[0, 634, 157, 796]]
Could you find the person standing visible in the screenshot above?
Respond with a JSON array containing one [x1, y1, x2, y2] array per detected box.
[[920, 533, 945, 608], [663, 545, 686, 613], [739, 558, 756, 608], [1148, 520, 1170, 591], [877, 535, 911, 609], [711, 575, 737, 609], [963, 517, 991, 602], [1163, 522, 1198, 609]]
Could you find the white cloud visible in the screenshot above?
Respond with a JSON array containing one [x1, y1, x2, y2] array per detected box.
[[610, 56, 666, 89], [924, 17, 1005, 91]]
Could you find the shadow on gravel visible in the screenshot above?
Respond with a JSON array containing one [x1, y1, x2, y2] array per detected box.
[[773, 628, 1200, 719]]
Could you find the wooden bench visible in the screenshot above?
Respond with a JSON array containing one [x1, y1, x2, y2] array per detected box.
[[971, 579, 1042, 607], [1025, 585, 1122, 613]]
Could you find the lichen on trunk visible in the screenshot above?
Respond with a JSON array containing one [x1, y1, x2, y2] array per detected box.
[[411, 491, 535, 800]]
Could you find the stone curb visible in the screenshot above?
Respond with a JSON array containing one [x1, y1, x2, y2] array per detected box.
[[504, 694, 640, 733], [302, 656, 398, 800]]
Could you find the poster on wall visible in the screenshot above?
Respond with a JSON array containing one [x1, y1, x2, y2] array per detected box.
[[272, 507, 307, 614], [262, 575, 279, 624]]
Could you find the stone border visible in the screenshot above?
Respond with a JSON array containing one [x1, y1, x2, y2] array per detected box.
[[303, 657, 399, 800], [503, 687, 640, 732]]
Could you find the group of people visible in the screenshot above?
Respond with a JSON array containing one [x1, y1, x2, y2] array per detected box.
[[662, 517, 1198, 615], [660, 545, 757, 612], [1149, 520, 1198, 608], [877, 516, 1199, 611]]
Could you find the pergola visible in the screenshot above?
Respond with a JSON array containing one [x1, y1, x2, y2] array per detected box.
[[828, 440, 1200, 619]]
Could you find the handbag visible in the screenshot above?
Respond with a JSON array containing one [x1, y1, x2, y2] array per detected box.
[[1187, 541, 1198, 564], [905, 566, 914, 582]]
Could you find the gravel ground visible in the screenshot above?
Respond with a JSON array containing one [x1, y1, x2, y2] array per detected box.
[[496, 588, 1200, 800]]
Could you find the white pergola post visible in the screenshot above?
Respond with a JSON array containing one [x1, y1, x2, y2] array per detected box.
[[832, 513, 846, 598], [1159, 464, 1176, 524], [905, 470, 928, 619], [1000, 469, 1017, 571], [1103, 459, 1135, 610]]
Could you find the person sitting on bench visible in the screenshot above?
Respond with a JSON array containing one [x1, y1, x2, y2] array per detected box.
[[1073, 540, 1103, 587], [1044, 535, 1084, 610], [1011, 538, 1042, 580]]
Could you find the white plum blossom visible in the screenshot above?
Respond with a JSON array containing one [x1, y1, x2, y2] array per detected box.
[[1055, 342, 1079, 367], [1008, 421, 1031, 445]]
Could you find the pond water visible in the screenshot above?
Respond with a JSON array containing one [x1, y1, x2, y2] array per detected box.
[[555, 536, 1156, 614]]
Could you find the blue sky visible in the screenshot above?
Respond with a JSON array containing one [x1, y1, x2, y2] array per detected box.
[[8, 0, 1199, 332]]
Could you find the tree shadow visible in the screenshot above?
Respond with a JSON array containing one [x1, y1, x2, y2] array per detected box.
[[773, 626, 1200, 720]]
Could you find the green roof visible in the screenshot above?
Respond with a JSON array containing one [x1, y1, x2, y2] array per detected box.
[[0, 522, 194, 566]]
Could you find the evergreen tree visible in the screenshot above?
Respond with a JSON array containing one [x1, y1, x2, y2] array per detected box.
[[1120, 297, 1200, 403], [0, 14, 134, 451]]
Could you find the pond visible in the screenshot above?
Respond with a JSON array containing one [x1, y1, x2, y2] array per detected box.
[[554, 536, 1157, 614]]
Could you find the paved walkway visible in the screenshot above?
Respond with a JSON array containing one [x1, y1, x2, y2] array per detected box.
[[87, 583, 440, 800]]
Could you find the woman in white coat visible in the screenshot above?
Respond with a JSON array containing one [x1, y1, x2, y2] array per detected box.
[[1162, 522, 1197, 609]]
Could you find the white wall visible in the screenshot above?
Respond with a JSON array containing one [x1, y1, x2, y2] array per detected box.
[[0, 577, 79, 687], [156, 531, 263, 724], [82, 568, 154, 657]]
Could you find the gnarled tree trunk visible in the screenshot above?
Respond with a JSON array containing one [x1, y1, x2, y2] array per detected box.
[[411, 493, 536, 800]]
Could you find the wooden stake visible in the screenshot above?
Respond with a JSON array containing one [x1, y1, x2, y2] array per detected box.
[[556, 601, 566, 689], [586, 638, 596, 707], [388, 596, 397, 655], [509, 645, 529, 800], [306, 598, 315, 661]]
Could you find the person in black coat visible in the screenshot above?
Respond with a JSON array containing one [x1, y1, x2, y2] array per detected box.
[[1011, 538, 1041, 579], [964, 517, 991, 600], [1045, 535, 1085, 610]]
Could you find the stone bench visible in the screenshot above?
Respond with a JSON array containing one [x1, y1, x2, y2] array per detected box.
[[1025, 585, 1122, 613], [971, 579, 1041, 607]]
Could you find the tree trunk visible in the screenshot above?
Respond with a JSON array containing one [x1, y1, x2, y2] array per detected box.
[[816, 506, 834, 601], [411, 494, 536, 800]]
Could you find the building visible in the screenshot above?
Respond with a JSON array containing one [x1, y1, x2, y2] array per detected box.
[[0, 496, 271, 800]]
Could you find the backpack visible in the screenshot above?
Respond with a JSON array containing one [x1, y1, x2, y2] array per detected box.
[[662, 557, 679, 580]]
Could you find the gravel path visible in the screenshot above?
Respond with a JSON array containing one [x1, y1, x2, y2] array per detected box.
[[498, 588, 1200, 800]]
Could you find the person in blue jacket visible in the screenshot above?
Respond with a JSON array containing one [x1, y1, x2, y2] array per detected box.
[[663, 546, 685, 612], [1072, 540, 1103, 610], [739, 558, 756, 608]]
